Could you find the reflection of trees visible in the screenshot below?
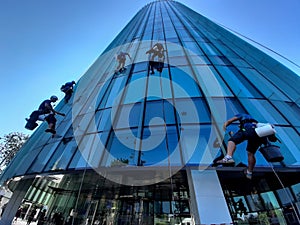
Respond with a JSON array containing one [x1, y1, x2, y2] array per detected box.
[[110, 158, 129, 167]]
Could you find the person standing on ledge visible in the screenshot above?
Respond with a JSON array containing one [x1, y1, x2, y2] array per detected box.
[[216, 113, 267, 179]]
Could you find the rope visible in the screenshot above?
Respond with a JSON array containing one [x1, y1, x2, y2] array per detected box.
[[269, 163, 300, 223], [215, 21, 300, 69]]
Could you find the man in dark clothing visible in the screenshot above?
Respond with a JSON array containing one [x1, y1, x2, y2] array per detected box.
[[146, 42, 165, 61], [115, 51, 131, 73], [146, 42, 165, 74], [61, 81, 76, 103], [26, 207, 37, 225], [26, 96, 65, 134], [216, 113, 267, 179], [37, 209, 47, 225]]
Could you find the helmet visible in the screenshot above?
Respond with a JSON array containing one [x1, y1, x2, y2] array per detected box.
[[50, 95, 58, 101]]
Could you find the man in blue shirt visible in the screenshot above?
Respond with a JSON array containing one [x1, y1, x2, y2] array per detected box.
[[61, 81, 76, 103], [216, 113, 267, 179]]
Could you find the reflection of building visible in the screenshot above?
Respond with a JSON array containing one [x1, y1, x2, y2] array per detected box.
[[1, 1, 300, 224]]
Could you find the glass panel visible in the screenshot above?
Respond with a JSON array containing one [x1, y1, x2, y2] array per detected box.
[[182, 41, 204, 55], [239, 67, 290, 101], [124, 72, 147, 104], [232, 197, 249, 215], [276, 188, 295, 206], [198, 42, 221, 56], [68, 132, 109, 169], [209, 56, 232, 66], [241, 99, 289, 125], [27, 144, 58, 173], [104, 128, 138, 166], [13, 146, 44, 176], [188, 55, 211, 65], [212, 98, 246, 120], [260, 191, 281, 210], [174, 98, 210, 123], [44, 139, 77, 171], [105, 76, 127, 108], [194, 65, 233, 97], [272, 127, 300, 165], [271, 101, 300, 126], [68, 150, 90, 169], [181, 125, 216, 166], [291, 183, 300, 202], [96, 108, 112, 132], [147, 74, 163, 100], [114, 103, 142, 129], [132, 62, 148, 73], [216, 65, 262, 98], [144, 100, 166, 126], [169, 56, 189, 66], [170, 67, 202, 98], [141, 126, 181, 166], [161, 68, 173, 99]]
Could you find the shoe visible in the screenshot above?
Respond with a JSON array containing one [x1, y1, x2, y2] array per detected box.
[[244, 170, 252, 180], [216, 157, 235, 164], [45, 129, 56, 134]]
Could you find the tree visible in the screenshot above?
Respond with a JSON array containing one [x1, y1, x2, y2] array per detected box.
[[0, 132, 29, 169]]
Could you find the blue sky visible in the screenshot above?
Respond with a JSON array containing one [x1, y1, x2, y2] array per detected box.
[[0, 0, 299, 137]]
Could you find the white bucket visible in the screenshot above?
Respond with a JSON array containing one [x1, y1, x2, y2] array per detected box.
[[255, 123, 276, 137]]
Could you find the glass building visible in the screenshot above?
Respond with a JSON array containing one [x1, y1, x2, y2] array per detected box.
[[1, 1, 300, 224]]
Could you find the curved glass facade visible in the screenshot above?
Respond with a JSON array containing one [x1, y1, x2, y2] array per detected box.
[[1, 1, 300, 224]]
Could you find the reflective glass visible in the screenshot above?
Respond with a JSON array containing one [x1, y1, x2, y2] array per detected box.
[[271, 101, 300, 126], [44, 139, 77, 171], [241, 99, 289, 125], [27, 144, 58, 173], [170, 67, 202, 98], [239, 67, 290, 101], [105, 76, 127, 108], [95, 108, 112, 132], [194, 65, 233, 97], [124, 72, 147, 104], [141, 126, 181, 166], [104, 128, 138, 166], [114, 103, 142, 129], [216, 66, 262, 98], [181, 125, 216, 166], [174, 98, 210, 123]]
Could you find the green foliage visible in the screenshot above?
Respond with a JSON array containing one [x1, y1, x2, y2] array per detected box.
[[110, 158, 129, 167], [0, 132, 29, 168]]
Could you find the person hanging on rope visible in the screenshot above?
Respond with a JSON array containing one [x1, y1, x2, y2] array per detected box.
[[146, 42, 165, 61], [115, 51, 132, 73], [216, 113, 268, 179], [61, 81, 76, 103], [146, 42, 165, 74], [26, 95, 65, 135]]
